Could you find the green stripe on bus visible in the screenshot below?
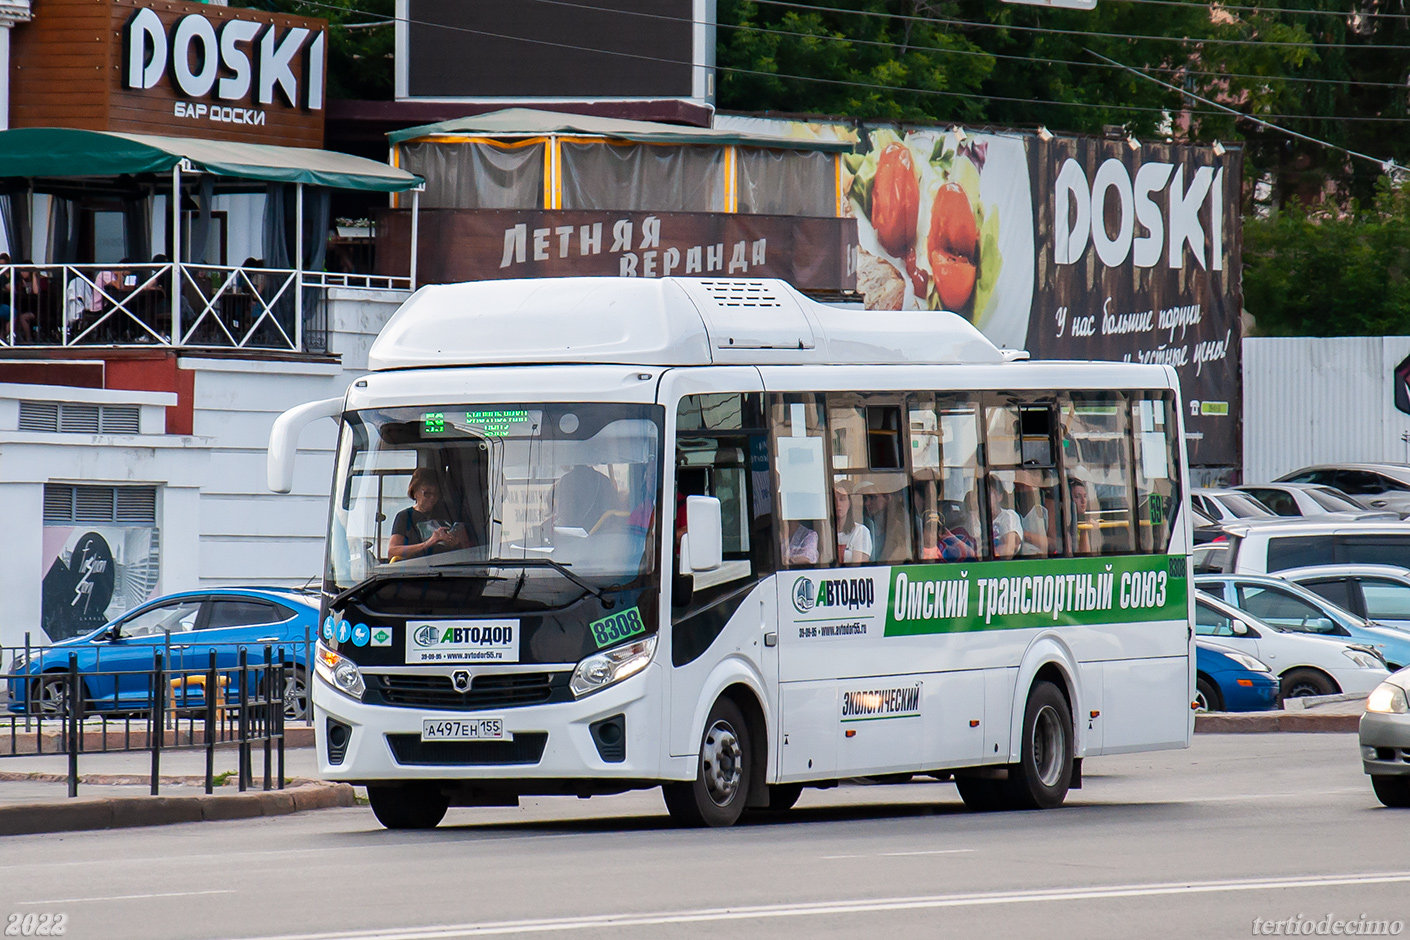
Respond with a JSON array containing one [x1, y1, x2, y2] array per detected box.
[[884, 554, 1188, 636]]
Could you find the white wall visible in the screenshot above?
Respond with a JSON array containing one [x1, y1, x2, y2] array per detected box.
[[1243, 335, 1410, 482]]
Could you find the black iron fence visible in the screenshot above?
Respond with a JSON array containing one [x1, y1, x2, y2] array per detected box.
[[0, 642, 307, 797]]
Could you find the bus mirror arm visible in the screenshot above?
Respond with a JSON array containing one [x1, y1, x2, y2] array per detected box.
[[684, 496, 724, 572], [267, 397, 343, 494]]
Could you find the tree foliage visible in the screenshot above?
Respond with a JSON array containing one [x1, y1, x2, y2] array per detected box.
[[1243, 180, 1410, 336]]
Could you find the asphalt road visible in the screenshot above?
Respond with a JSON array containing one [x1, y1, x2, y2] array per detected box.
[[0, 733, 1404, 940]]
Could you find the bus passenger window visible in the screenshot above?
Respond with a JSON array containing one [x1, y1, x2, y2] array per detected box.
[[1060, 393, 1136, 555], [829, 394, 911, 564], [1133, 393, 1180, 554], [770, 394, 834, 568], [985, 399, 1062, 559], [911, 394, 981, 562]]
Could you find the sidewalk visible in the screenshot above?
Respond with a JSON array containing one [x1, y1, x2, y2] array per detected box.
[[1195, 692, 1366, 733], [0, 746, 353, 836]]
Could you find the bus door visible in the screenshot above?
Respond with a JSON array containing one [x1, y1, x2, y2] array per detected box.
[[660, 371, 780, 766]]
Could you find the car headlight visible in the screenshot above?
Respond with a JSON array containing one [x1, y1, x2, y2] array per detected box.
[[1226, 651, 1270, 673], [1367, 682, 1410, 714], [315, 645, 365, 701], [8, 654, 26, 675], [1344, 649, 1385, 670], [570, 635, 657, 698]]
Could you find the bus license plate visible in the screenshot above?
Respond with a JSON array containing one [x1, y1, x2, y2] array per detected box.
[[421, 718, 507, 741]]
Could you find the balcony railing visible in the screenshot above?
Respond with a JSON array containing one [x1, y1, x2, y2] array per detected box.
[[0, 262, 411, 352]]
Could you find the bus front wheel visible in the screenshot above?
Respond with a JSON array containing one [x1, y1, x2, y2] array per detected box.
[[367, 783, 449, 830], [663, 697, 753, 827], [1003, 680, 1073, 810]]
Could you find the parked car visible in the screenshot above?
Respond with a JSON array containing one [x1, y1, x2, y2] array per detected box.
[[1195, 639, 1279, 712], [1280, 565, 1410, 633], [1193, 593, 1389, 701], [7, 587, 317, 719], [1235, 483, 1399, 522], [1191, 488, 1277, 523], [1361, 666, 1410, 807], [1195, 573, 1410, 670], [1200, 520, 1410, 575], [1276, 464, 1410, 518]]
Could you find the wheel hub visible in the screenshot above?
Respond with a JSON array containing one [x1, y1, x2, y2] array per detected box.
[[1032, 704, 1066, 788], [701, 720, 743, 806]]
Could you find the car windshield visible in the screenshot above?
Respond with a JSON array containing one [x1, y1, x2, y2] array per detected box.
[[327, 403, 663, 604], [1215, 493, 1274, 518], [1307, 488, 1364, 512]]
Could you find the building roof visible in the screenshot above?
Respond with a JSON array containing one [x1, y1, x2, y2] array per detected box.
[[0, 128, 421, 192], [367, 276, 1005, 371], [387, 107, 855, 152]]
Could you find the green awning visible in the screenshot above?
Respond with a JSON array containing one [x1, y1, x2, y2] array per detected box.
[[0, 127, 422, 192], [388, 107, 854, 153]]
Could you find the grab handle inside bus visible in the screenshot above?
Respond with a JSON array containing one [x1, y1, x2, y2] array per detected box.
[[682, 496, 723, 572], [267, 397, 343, 494]]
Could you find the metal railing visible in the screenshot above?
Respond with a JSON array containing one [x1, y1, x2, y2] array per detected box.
[[0, 262, 410, 352], [0, 637, 313, 796]]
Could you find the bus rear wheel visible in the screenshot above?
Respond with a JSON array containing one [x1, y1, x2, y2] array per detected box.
[[1003, 680, 1073, 810], [663, 698, 753, 827], [367, 783, 449, 830]]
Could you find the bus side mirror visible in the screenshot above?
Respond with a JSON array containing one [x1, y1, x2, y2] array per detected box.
[[267, 397, 343, 493], [683, 496, 723, 572], [1232, 619, 1249, 636]]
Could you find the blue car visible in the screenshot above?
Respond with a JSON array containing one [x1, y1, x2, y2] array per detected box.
[[8, 587, 318, 719], [1196, 639, 1280, 712]]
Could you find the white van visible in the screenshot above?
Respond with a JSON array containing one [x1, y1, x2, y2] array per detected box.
[[1208, 521, 1410, 575]]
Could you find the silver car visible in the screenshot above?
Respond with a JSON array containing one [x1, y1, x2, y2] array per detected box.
[[1235, 483, 1399, 522], [1191, 488, 1276, 524], [1361, 667, 1410, 807], [1277, 464, 1410, 518]]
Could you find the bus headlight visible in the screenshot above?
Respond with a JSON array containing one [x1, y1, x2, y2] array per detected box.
[[1367, 682, 1409, 714], [316, 646, 365, 701], [571, 635, 657, 698]]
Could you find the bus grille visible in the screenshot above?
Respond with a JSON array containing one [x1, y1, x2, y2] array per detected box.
[[385, 733, 548, 766], [364, 672, 565, 710]]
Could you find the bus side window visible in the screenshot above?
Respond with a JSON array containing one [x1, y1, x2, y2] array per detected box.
[[1133, 392, 1180, 554], [1059, 392, 1136, 556], [910, 394, 982, 563], [828, 395, 912, 564], [769, 394, 834, 568], [984, 398, 1062, 559], [674, 393, 763, 593]]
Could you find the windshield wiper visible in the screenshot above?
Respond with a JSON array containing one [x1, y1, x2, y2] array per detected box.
[[329, 565, 507, 609], [432, 556, 605, 601]]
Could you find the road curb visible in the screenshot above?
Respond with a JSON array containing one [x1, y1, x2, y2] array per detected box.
[[1195, 712, 1360, 733], [0, 780, 355, 836]]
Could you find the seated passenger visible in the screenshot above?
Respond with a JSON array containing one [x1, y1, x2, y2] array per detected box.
[[988, 476, 1023, 559], [388, 468, 470, 561], [550, 465, 621, 533], [784, 520, 820, 566], [833, 481, 873, 564]]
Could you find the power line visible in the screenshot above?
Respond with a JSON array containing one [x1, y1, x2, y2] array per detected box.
[[748, 0, 1410, 51], [1088, 48, 1401, 171], [281, 0, 1410, 124], [519, 0, 1410, 92], [1122, 0, 1410, 23]]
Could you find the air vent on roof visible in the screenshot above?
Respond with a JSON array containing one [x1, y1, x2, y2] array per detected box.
[[697, 280, 782, 307], [18, 400, 141, 435]]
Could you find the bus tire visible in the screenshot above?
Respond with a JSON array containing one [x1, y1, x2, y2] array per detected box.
[[662, 697, 752, 827], [1002, 680, 1073, 811], [954, 775, 1007, 812], [367, 783, 448, 830]]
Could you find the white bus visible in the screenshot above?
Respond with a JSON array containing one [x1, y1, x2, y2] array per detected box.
[[268, 276, 1194, 829]]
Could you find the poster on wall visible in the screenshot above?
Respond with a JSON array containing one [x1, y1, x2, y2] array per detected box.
[[40, 527, 161, 642]]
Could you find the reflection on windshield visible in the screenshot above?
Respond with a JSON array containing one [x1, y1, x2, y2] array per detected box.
[[327, 403, 662, 597]]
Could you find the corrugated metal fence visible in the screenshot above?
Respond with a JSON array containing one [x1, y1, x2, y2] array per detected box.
[[1243, 336, 1410, 482]]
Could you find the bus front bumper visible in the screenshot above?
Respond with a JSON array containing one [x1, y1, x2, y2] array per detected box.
[[311, 663, 668, 784]]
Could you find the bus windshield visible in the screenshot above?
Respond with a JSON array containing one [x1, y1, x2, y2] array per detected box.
[[327, 403, 663, 604]]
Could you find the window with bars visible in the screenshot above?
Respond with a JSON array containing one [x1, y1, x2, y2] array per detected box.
[[43, 485, 158, 526], [19, 401, 142, 435]]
